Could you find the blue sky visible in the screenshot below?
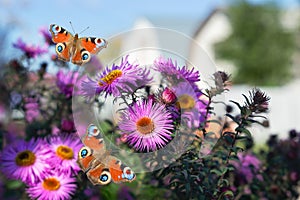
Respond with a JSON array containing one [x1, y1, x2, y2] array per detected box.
[[1, 0, 299, 37], [0, 0, 299, 59]]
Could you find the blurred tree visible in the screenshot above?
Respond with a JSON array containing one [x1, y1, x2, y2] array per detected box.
[[215, 0, 295, 86]]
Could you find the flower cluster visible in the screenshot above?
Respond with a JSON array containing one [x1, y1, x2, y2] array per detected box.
[[3, 25, 300, 200], [1, 134, 82, 200], [1, 134, 82, 199], [81, 55, 152, 99], [80, 56, 207, 152]]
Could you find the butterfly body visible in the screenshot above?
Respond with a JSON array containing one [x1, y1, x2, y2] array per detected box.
[[49, 24, 107, 66], [77, 124, 136, 185]]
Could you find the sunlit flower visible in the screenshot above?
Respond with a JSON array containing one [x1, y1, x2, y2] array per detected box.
[[48, 134, 83, 175], [56, 70, 80, 98], [0, 139, 51, 185], [118, 99, 174, 152], [172, 82, 207, 129], [80, 55, 152, 99], [153, 57, 200, 89], [13, 38, 48, 58], [26, 172, 77, 200]]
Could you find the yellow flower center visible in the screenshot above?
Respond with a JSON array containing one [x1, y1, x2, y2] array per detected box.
[[136, 117, 155, 135], [42, 177, 61, 191], [56, 145, 74, 160], [178, 94, 196, 110], [98, 70, 122, 86], [15, 150, 36, 166]]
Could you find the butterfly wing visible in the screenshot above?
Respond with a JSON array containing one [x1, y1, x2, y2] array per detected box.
[[71, 37, 107, 65], [49, 24, 74, 62], [77, 124, 106, 172], [106, 156, 136, 184], [85, 155, 136, 185], [77, 124, 136, 185]]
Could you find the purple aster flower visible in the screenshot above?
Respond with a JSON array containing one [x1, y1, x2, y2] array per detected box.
[[39, 26, 53, 45], [56, 70, 80, 98], [172, 82, 207, 129], [153, 57, 200, 89], [80, 55, 152, 99], [118, 99, 174, 152], [232, 152, 262, 183], [13, 38, 48, 58], [0, 139, 52, 185], [48, 134, 83, 176], [26, 172, 77, 200]]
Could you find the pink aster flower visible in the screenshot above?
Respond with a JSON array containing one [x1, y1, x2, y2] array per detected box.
[[153, 57, 200, 89], [56, 70, 80, 98], [26, 172, 77, 200], [80, 55, 152, 99], [48, 134, 83, 175], [13, 38, 48, 58], [24, 96, 40, 123], [0, 139, 52, 185], [161, 87, 177, 104], [172, 82, 207, 129], [118, 99, 174, 152]]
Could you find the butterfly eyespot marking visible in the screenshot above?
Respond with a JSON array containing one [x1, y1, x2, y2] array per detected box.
[[123, 167, 132, 175], [78, 146, 92, 159], [122, 167, 135, 180], [99, 170, 111, 184], [55, 43, 65, 53], [94, 38, 107, 48], [52, 25, 61, 34], [88, 124, 100, 136], [81, 50, 90, 61]]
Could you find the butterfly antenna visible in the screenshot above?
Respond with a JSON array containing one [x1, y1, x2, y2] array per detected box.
[[79, 26, 90, 35], [69, 21, 76, 34]]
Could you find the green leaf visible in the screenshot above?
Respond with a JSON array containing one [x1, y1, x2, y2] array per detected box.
[[7, 180, 23, 189], [236, 127, 252, 137], [210, 169, 223, 176]]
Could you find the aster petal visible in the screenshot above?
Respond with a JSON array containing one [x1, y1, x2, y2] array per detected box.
[[119, 99, 174, 152], [26, 172, 77, 200], [80, 55, 152, 99], [1, 139, 52, 185]]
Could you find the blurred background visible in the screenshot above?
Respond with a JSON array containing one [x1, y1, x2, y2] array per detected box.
[[0, 0, 299, 142]]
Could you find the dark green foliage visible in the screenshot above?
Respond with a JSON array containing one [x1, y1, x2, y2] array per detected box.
[[215, 0, 295, 86]]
